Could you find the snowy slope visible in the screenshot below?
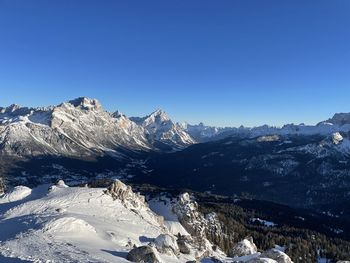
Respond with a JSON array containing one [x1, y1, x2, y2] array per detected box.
[[0, 182, 191, 262], [0, 180, 294, 263]]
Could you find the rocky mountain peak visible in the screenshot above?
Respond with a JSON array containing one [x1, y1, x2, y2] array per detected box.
[[137, 109, 171, 127], [322, 112, 350, 126], [67, 97, 102, 111], [2, 104, 22, 113], [112, 110, 125, 118]]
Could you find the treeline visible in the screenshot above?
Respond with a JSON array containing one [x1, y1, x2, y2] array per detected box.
[[198, 202, 350, 263]]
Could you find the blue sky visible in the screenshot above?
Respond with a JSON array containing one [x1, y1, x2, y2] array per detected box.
[[0, 0, 349, 127]]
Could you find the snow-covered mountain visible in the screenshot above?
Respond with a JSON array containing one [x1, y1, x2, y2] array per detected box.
[[0, 98, 197, 160], [0, 97, 152, 158], [319, 112, 350, 127], [178, 122, 239, 142], [0, 179, 294, 263], [130, 110, 195, 149], [182, 121, 350, 142], [2, 97, 350, 159]]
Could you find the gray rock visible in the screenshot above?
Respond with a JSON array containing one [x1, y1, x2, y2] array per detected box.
[[126, 246, 161, 263], [177, 236, 191, 254]]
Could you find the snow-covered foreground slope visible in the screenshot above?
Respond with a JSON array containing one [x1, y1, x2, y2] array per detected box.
[[0, 180, 294, 263]]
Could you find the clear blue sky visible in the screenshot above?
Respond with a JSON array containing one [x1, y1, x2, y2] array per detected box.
[[0, 0, 349, 127]]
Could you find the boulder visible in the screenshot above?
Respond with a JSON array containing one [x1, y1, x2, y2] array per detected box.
[[177, 236, 191, 254], [126, 246, 161, 263], [154, 234, 180, 255], [260, 249, 293, 263], [230, 237, 257, 257]]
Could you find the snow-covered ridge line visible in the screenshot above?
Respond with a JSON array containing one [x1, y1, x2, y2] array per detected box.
[[1, 96, 350, 159], [0, 179, 295, 263], [0, 97, 195, 158]]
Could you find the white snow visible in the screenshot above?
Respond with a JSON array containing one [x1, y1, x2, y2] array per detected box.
[[43, 217, 97, 235], [0, 186, 32, 204], [0, 184, 192, 262], [148, 197, 190, 236], [0, 181, 296, 263], [251, 218, 277, 227]]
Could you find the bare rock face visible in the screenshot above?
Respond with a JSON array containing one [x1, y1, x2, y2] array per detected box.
[[173, 193, 204, 237], [106, 180, 146, 208], [171, 192, 228, 260], [173, 193, 223, 243], [260, 249, 293, 263], [154, 234, 180, 256], [230, 237, 257, 257], [106, 180, 164, 226], [126, 246, 161, 263]]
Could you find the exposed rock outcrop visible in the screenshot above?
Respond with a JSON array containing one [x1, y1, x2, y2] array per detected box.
[[126, 246, 162, 263], [173, 193, 224, 244], [106, 179, 146, 208], [106, 180, 164, 226]]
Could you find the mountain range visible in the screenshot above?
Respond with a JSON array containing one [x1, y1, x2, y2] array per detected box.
[[2, 97, 350, 262], [2, 97, 350, 216], [2, 97, 350, 157]]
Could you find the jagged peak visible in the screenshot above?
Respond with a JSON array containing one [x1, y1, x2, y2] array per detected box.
[[112, 110, 125, 118], [131, 109, 171, 125], [317, 112, 350, 126], [66, 97, 102, 111], [148, 109, 170, 121], [0, 104, 23, 113]]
